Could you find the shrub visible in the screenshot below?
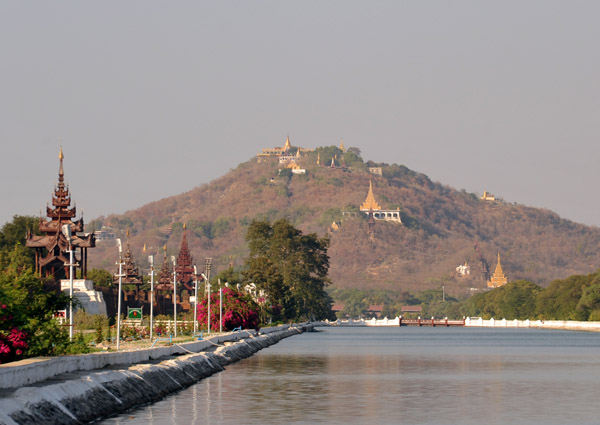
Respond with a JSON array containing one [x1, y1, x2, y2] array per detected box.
[[197, 287, 259, 331]]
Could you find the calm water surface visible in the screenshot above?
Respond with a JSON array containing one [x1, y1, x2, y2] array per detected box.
[[102, 327, 600, 424]]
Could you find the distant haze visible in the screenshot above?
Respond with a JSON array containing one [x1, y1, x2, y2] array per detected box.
[[1, 2, 599, 227]]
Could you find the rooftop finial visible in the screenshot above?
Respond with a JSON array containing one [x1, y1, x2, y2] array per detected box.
[[58, 146, 65, 184]]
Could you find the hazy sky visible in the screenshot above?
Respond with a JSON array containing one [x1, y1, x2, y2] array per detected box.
[[2, 2, 599, 228]]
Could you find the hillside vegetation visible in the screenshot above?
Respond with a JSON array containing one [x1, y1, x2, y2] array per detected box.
[[87, 146, 600, 297]]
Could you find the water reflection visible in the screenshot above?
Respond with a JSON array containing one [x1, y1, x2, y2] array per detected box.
[[103, 327, 600, 425]]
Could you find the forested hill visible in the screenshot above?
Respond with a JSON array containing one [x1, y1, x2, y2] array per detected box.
[[87, 146, 600, 295]]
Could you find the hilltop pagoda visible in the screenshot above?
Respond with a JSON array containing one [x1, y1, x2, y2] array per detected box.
[[487, 254, 508, 288], [175, 225, 196, 290], [26, 148, 95, 280], [257, 136, 313, 162]]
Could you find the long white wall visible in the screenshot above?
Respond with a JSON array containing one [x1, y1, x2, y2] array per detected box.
[[464, 317, 600, 331], [315, 317, 600, 332]]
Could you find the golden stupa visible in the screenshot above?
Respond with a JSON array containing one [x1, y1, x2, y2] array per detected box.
[[360, 180, 381, 211]]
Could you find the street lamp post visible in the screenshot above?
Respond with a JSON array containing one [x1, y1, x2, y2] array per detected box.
[[61, 225, 75, 341], [148, 255, 155, 342], [193, 265, 199, 335], [204, 258, 212, 334], [172, 256, 177, 338], [219, 278, 223, 333], [116, 238, 124, 351]]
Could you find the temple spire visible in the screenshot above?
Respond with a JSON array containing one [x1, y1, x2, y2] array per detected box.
[[495, 253, 503, 275], [339, 138, 346, 152], [284, 136, 291, 151], [360, 180, 382, 211], [58, 146, 65, 187], [176, 224, 195, 288], [487, 253, 508, 288]]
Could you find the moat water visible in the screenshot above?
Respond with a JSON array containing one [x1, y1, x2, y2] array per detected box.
[[102, 326, 600, 424]]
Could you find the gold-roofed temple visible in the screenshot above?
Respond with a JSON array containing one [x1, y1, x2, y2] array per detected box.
[[487, 253, 508, 288], [26, 148, 95, 280], [358, 180, 402, 224], [257, 136, 313, 161]]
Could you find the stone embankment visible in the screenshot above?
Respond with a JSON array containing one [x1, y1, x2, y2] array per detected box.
[[0, 324, 310, 425]]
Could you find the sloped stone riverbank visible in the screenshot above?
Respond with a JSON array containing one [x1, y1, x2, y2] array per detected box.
[[0, 325, 310, 425]]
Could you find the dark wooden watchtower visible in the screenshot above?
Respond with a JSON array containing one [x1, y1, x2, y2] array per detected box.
[[26, 148, 95, 280]]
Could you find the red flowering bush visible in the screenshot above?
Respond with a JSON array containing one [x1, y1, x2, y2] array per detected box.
[[197, 287, 259, 331], [0, 302, 28, 364]]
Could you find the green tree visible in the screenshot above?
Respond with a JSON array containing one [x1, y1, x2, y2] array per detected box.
[[574, 271, 600, 319], [0, 215, 40, 270], [462, 281, 541, 319], [536, 274, 589, 320], [0, 270, 74, 361], [215, 267, 243, 286], [87, 268, 113, 287], [243, 219, 334, 322], [341, 289, 370, 319]]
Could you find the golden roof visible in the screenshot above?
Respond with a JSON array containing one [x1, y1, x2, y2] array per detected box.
[[339, 139, 345, 152], [360, 180, 381, 211], [488, 253, 508, 287], [284, 136, 291, 151]]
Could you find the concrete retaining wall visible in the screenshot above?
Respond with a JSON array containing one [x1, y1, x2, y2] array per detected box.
[[0, 325, 295, 390], [0, 325, 309, 425], [465, 317, 600, 331]]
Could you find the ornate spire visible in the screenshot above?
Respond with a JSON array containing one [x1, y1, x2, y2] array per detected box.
[[176, 225, 195, 287], [114, 232, 142, 287], [487, 253, 508, 288], [494, 253, 504, 275], [58, 146, 64, 185], [284, 136, 291, 151], [52, 146, 72, 213], [157, 254, 172, 287], [360, 180, 382, 211], [339, 138, 346, 152]]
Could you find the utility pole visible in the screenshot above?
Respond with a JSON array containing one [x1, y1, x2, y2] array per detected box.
[[148, 255, 154, 341], [219, 278, 223, 333], [205, 257, 212, 334], [116, 238, 124, 351], [172, 256, 177, 338], [61, 224, 75, 341], [193, 265, 199, 335]]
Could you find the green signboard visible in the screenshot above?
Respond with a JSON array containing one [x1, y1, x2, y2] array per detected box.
[[127, 307, 143, 320]]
